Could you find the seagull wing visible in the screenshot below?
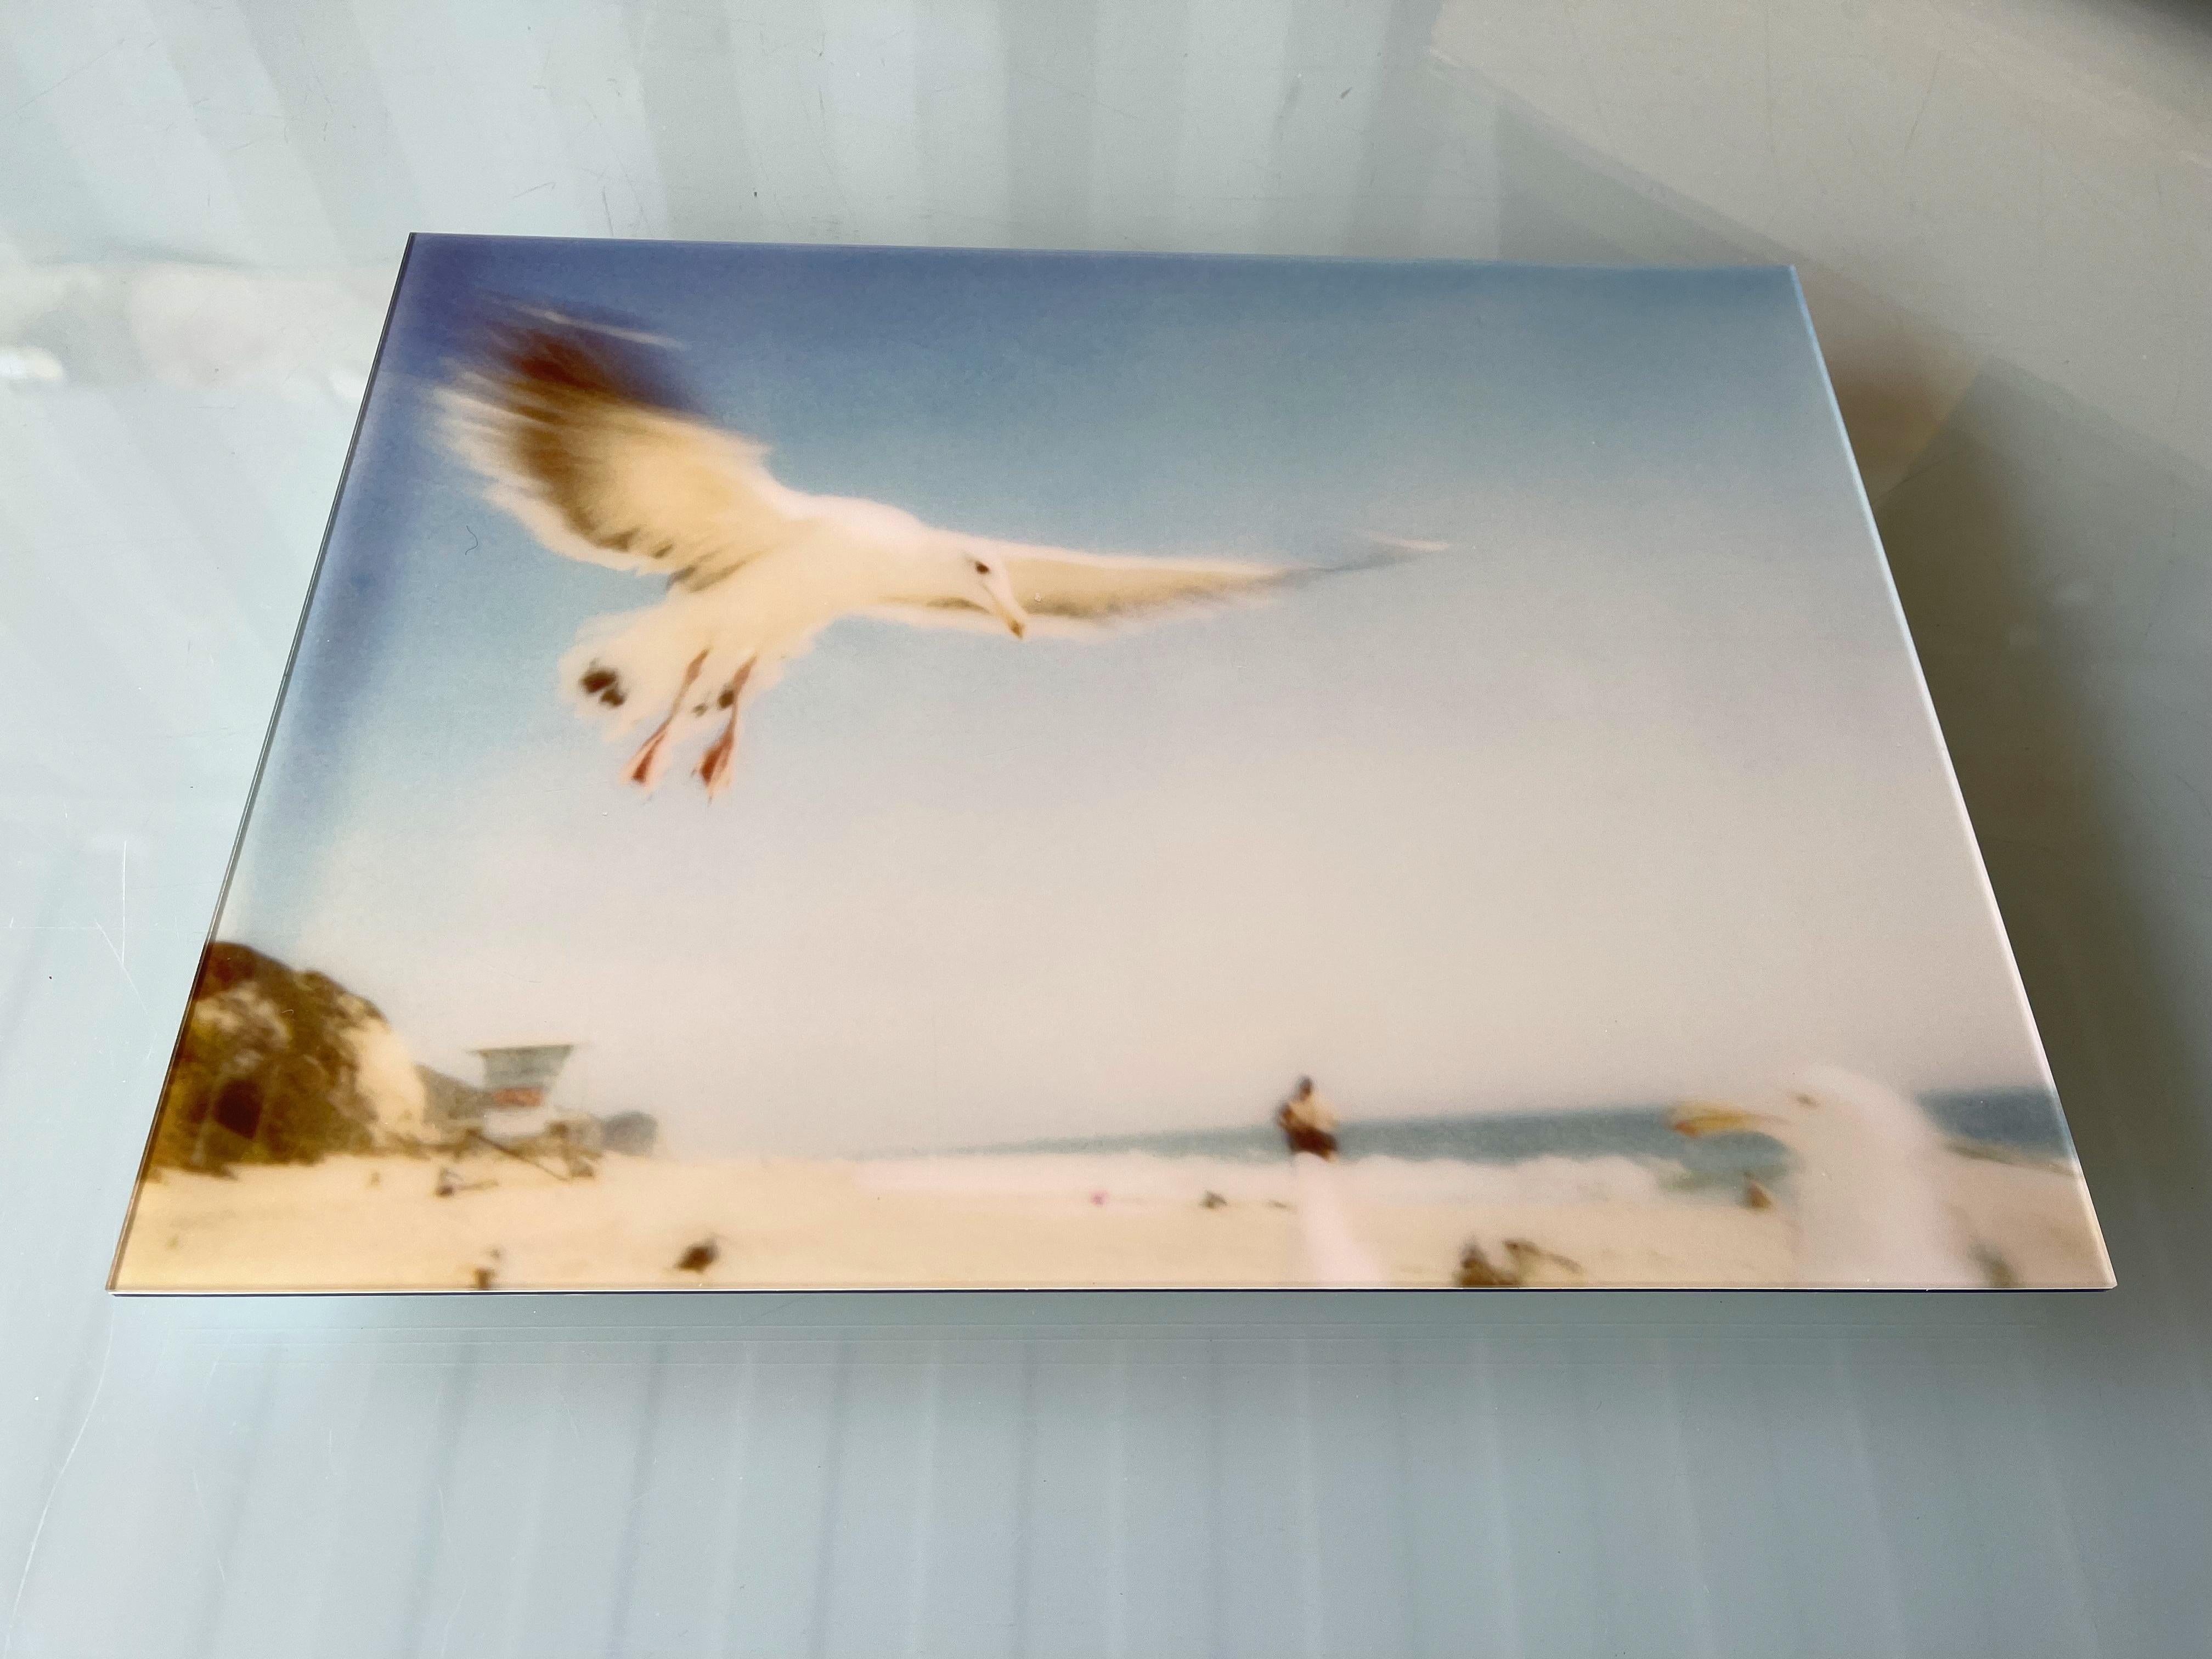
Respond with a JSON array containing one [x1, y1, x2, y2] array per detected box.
[[442, 317, 805, 588], [878, 536, 1431, 638], [1003, 545, 1291, 629]]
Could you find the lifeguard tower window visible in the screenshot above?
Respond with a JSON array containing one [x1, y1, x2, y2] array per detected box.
[[473, 1044, 575, 1112]]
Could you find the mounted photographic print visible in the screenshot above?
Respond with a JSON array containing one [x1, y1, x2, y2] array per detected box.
[[112, 236, 2112, 1291]]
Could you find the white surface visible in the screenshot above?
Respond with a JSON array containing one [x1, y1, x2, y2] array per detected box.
[[3, 1, 2209, 1653]]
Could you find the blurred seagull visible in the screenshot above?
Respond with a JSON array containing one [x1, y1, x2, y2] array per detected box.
[[1454, 1242, 1517, 1288], [1672, 1065, 1986, 1286], [443, 311, 1436, 797], [1454, 1236, 1583, 1289]]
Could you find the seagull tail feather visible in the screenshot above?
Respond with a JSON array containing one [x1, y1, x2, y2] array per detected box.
[[1279, 532, 1450, 588]]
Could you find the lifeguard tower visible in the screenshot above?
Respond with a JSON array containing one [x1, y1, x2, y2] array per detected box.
[[470, 1042, 579, 1144]]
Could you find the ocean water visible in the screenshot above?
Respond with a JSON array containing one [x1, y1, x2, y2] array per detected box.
[[966, 1087, 2079, 1194]]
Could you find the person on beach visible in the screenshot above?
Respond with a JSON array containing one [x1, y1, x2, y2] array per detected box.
[[1276, 1077, 1339, 1158], [1276, 1077, 1384, 1286]]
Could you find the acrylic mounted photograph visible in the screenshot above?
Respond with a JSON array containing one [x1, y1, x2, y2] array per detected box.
[[112, 236, 2112, 1291]]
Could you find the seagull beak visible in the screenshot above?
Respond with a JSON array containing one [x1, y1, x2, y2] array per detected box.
[[980, 568, 1030, 638], [1670, 1101, 1770, 1138]]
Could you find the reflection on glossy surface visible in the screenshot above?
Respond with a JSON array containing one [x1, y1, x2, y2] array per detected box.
[[2, 1, 2208, 1652]]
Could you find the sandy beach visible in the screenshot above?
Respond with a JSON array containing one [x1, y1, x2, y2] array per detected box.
[[112, 1148, 2107, 1292]]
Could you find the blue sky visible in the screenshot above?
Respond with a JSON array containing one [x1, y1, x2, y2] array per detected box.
[[219, 237, 2051, 1155]]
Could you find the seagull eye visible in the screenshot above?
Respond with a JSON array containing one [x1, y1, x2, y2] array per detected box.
[[972, 558, 990, 575]]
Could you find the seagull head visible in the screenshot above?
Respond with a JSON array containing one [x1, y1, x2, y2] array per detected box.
[[1671, 1068, 1943, 1162], [1673, 1068, 1979, 1284], [959, 551, 1030, 639], [1671, 1087, 1826, 1151]]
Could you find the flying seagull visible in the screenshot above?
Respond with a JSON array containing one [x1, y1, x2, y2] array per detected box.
[[443, 311, 1435, 797], [1672, 1065, 1988, 1286]]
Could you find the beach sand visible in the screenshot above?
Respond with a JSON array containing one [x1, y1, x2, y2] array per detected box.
[[111, 1148, 2107, 1291]]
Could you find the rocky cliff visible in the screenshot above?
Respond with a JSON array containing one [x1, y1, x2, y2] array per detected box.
[[148, 943, 427, 1172]]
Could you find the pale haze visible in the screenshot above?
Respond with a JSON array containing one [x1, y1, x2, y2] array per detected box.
[[216, 239, 2049, 1156]]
